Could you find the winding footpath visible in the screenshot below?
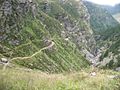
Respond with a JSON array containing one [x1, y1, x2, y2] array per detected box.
[[0, 41, 55, 71], [11, 41, 55, 61]]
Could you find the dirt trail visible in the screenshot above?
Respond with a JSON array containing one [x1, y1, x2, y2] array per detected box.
[[11, 41, 55, 61], [0, 41, 55, 70]]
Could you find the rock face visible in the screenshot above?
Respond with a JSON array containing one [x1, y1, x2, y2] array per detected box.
[[0, 0, 37, 42], [1, 58, 8, 63], [56, 0, 99, 64], [116, 67, 120, 72]]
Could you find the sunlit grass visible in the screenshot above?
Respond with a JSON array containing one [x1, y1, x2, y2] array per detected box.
[[0, 68, 119, 90]]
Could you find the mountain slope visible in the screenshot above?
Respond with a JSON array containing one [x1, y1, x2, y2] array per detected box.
[[102, 4, 120, 23], [0, 0, 120, 90], [0, 0, 100, 73], [102, 4, 120, 15], [83, 1, 119, 34], [99, 26, 120, 69], [83, 1, 120, 69]]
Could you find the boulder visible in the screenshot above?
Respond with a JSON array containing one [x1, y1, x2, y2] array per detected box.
[[115, 67, 120, 72], [90, 72, 96, 76], [1, 58, 8, 63]]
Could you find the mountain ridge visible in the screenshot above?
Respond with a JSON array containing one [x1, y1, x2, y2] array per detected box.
[[83, 1, 119, 34]]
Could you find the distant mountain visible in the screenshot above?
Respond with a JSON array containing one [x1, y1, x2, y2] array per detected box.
[[102, 4, 120, 15], [83, 1, 119, 34], [102, 4, 120, 23]]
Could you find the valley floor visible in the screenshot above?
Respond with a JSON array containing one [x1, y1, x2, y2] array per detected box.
[[0, 66, 120, 90]]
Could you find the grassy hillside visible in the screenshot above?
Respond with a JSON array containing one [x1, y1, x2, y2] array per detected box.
[[0, 68, 120, 90]]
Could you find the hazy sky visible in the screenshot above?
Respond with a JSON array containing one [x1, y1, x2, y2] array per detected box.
[[86, 0, 120, 6]]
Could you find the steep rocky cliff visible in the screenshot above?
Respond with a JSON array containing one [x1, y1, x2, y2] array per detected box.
[[0, 0, 99, 73]]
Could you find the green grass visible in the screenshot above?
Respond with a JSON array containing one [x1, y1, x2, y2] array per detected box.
[[0, 68, 120, 90], [12, 35, 89, 73]]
